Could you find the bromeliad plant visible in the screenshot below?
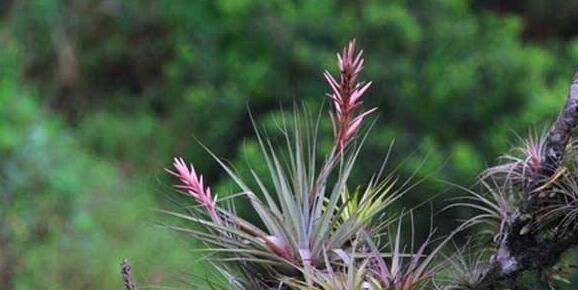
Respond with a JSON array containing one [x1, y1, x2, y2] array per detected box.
[[161, 40, 451, 290], [127, 41, 578, 290], [163, 41, 399, 288]]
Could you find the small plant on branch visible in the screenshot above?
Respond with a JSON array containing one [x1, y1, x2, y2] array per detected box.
[[161, 40, 413, 289]]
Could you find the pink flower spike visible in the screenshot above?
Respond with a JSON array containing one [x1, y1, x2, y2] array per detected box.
[[166, 157, 220, 223], [324, 39, 376, 151]]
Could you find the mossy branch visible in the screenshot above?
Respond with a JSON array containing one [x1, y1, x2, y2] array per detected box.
[[479, 68, 578, 289]]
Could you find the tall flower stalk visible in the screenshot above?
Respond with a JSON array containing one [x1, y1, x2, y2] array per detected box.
[[308, 39, 376, 202], [324, 39, 376, 152]]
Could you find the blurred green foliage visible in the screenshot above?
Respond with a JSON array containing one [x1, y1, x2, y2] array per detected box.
[[0, 35, 196, 289], [1, 0, 577, 289]]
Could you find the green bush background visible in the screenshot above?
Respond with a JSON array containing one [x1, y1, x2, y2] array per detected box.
[[1, 0, 577, 289]]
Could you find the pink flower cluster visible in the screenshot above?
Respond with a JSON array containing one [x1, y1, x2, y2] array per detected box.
[[324, 39, 376, 151], [166, 157, 220, 223]]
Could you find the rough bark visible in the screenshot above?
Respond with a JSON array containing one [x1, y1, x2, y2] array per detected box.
[[540, 69, 578, 178]]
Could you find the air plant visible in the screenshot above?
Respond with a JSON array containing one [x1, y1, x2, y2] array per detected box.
[[529, 137, 578, 233], [364, 216, 457, 290], [470, 131, 578, 238], [163, 40, 406, 289], [433, 244, 492, 290], [286, 218, 451, 290], [536, 172, 578, 234], [284, 239, 380, 290], [455, 131, 568, 240], [481, 131, 548, 186], [447, 178, 514, 241]]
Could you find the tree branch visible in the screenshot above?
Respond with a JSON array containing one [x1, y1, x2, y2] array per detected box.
[[480, 68, 578, 289], [540, 69, 578, 178]]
